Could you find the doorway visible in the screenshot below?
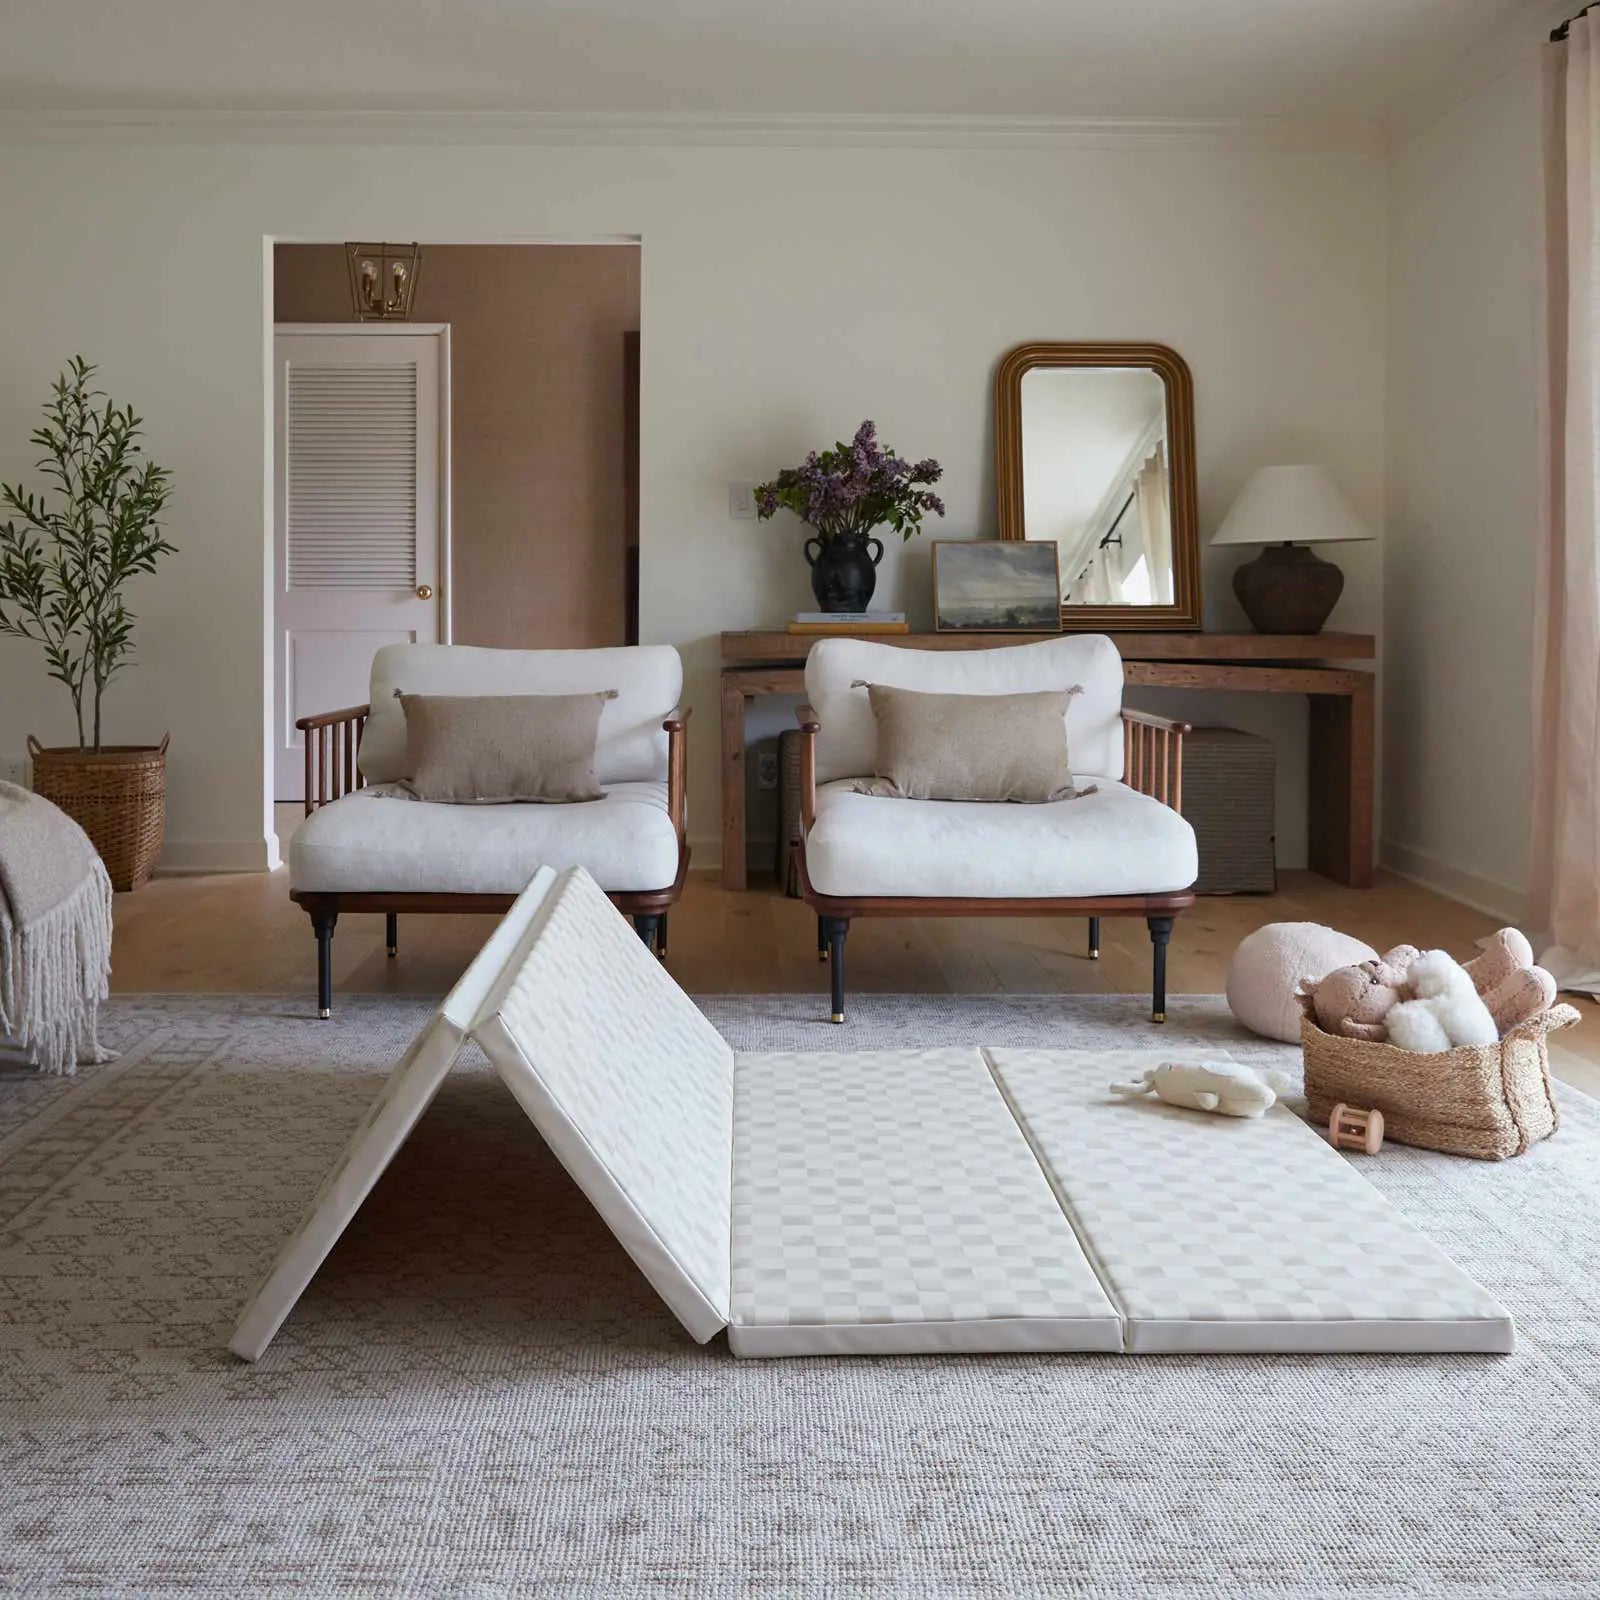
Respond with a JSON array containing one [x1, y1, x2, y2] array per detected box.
[[269, 241, 642, 804]]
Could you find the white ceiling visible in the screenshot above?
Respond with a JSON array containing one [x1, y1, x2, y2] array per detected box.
[[0, 0, 1555, 122]]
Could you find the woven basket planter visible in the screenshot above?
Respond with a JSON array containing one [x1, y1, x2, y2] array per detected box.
[[28, 734, 168, 892], [1300, 995, 1579, 1161]]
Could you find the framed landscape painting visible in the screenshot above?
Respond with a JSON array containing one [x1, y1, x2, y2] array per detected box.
[[933, 540, 1063, 633]]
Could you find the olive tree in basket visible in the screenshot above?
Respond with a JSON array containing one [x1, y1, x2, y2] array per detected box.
[[0, 357, 175, 890]]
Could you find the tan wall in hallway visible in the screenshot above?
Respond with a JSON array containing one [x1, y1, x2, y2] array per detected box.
[[274, 243, 639, 649]]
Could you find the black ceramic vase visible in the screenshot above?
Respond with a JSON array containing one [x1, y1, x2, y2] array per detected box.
[[805, 530, 885, 613]]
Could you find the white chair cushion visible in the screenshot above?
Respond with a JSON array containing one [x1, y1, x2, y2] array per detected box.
[[358, 643, 682, 786], [804, 779, 1197, 898], [288, 783, 681, 894], [805, 634, 1125, 786]]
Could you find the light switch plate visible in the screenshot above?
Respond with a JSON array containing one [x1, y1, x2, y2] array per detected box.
[[728, 481, 757, 520]]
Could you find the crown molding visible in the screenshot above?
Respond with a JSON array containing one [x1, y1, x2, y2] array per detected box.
[[0, 107, 1386, 154]]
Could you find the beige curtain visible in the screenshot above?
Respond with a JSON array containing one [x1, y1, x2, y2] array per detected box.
[[1135, 453, 1173, 605], [1532, 17, 1600, 992]]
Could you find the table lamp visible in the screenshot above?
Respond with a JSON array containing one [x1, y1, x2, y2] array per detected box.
[[1211, 464, 1374, 634]]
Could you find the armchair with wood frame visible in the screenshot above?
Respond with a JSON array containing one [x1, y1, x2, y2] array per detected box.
[[287, 642, 690, 1018], [792, 634, 1196, 1024]]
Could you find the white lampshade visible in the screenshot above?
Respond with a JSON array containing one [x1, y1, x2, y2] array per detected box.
[[1210, 464, 1374, 548]]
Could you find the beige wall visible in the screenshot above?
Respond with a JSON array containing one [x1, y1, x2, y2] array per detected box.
[[0, 133, 1385, 872], [1383, 46, 1544, 919], [274, 243, 639, 650]]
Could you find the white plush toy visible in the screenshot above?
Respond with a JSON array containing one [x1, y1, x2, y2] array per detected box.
[[1111, 1060, 1292, 1119], [1384, 948, 1499, 1053]]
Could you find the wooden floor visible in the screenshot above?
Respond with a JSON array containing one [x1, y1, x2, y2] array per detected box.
[[110, 852, 1600, 1093]]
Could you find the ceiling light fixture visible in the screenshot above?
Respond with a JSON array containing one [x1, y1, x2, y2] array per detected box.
[[345, 242, 422, 321]]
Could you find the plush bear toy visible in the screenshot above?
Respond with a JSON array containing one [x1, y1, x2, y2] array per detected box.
[[1385, 949, 1500, 1053], [1110, 1060, 1292, 1119], [1299, 944, 1418, 1042], [1464, 929, 1558, 1036]]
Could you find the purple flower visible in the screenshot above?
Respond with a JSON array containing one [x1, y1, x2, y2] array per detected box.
[[752, 421, 946, 544]]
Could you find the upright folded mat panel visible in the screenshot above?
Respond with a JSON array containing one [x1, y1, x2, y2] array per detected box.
[[231, 866, 563, 1361], [471, 867, 736, 1342], [729, 1050, 1122, 1356], [989, 1048, 1514, 1355]]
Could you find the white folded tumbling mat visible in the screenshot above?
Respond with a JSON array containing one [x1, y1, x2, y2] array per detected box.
[[231, 867, 1513, 1362]]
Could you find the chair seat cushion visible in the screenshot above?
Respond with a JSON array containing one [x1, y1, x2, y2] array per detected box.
[[804, 779, 1197, 899], [289, 783, 680, 895]]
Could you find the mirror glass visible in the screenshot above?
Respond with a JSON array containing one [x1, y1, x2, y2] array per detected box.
[[1019, 366, 1174, 607]]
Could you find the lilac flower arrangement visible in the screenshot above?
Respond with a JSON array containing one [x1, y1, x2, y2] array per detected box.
[[754, 420, 945, 544]]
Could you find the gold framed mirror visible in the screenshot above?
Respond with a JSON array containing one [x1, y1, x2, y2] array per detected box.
[[995, 342, 1201, 631]]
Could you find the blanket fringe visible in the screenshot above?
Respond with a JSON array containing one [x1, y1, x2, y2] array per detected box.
[[0, 858, 116, 1076]]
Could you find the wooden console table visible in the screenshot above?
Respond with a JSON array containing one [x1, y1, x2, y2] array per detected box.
[[719, 630, 1376, 892]]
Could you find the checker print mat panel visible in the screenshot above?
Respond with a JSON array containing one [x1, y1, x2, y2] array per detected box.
[[479, 869, 737, 1334], [988, 1048, 1512, 1353], [730, 1049, 1118, 1344]]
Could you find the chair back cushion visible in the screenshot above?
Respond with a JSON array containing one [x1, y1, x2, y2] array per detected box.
[[359, 643, 682, 786], [806, 634, 1125, 785]]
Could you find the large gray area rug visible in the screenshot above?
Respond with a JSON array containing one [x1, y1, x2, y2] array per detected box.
[[2, 993, 1598, 1598]]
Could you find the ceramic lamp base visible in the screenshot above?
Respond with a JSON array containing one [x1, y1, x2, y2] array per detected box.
[[1231, 542, 1344, 634]]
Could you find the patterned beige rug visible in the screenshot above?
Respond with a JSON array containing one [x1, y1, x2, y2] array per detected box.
[[2, 993, 1598, 1598]]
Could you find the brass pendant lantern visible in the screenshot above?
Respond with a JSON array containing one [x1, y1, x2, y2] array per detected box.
[[345, 242, 422, 321]]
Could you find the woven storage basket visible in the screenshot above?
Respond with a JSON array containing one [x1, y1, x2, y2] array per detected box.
[[777, 729, 805, 897], [1185, 727, 1276, 894], [1300, 994, 1579, 1160], [28, 734, 168, 892]]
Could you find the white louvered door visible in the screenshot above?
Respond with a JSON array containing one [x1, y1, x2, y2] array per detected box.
[[274, 326, 448, 800]]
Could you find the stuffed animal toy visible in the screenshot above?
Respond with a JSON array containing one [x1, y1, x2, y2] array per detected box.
[[1299, 944, 1418, 1042], [1384, 949, 1500, 1053], [1110, 1060, 1292, 1119], [1464, 928, 1558, 1036]]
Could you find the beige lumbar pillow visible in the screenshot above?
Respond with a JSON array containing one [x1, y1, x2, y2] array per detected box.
[[396, 691, 613, 804], [853, 683, 1087, 803]]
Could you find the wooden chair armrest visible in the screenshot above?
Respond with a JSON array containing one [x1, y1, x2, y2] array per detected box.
[[797, 705, 820, 834], [664, 707, 691, 843], [296, 703, 372, 732], [1120, 708, 1187, 812], [1121, 707, 1192, 736], [298, 704, 371, 816]]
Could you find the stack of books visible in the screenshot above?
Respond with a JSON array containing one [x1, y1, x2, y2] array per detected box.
[[786, 611, 909, 635]]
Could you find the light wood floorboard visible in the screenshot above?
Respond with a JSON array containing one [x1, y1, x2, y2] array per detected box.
[[110, 852, 1600, 1096]]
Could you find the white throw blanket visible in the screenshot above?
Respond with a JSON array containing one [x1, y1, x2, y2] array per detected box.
[[0, 781, 115, 1075]]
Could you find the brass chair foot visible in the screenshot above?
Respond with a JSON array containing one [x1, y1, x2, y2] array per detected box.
[[831, 1012, 845, 1025], [1089, 949, 1100, 961], [318, 1007, 332, 1021], [386, 945, 397, 959], [657, 947, 668, 962], [1152, 1011, 1166, 1024], [819, 950, 829, 962]]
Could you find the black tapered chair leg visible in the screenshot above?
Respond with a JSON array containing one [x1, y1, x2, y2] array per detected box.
[[657, 912, 669, 962], [1147, 915, 1174, 1023], [311, 908, 338, 1020], [633, 912, 663, 953], [385, 911, 398, 959], [817, 916, 829, 964], [1087, 916, 1101, 960], [820, 915, 849, 1023]]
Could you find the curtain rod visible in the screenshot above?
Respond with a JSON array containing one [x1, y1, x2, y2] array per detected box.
[[1554, 4, 1596, 41]]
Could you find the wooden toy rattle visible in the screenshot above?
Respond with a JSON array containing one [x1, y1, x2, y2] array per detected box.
[[1328, 1102, 1384, 1155]]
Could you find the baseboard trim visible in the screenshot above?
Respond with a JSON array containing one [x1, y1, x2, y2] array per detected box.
[[157, 838, 281, 876], [1379, 838, 1525, 924]]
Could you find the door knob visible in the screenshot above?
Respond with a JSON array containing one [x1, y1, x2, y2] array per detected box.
[[416, 584, 433, 600]]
